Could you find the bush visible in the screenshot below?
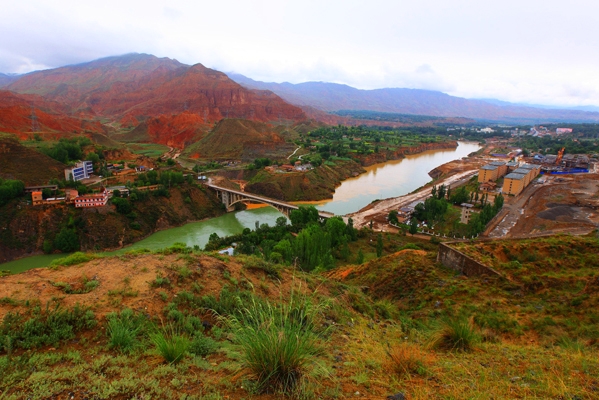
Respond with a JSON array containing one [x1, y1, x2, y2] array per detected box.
[[189, 334, 219, 357], [151, 327, 189, 364], [0, 304, 96, 351], [53, 228, 80, 253], [429, 317, 480, 351], [226, 295, 326, 393]]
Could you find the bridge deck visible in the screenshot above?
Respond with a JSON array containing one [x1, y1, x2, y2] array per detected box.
[[206, 183, 334, 219]]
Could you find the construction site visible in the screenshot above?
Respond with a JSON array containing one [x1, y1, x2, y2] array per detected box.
[[350, 143, 599, 240]]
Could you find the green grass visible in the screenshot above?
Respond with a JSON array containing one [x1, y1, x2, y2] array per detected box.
[[226, 294, 326, 393], [126, 143, 169, 158], [151, 327, 190, 364], [189, 334, 219, 357], [106, 309, 148, 353], [49, 252, 102, 267], [0, 304, 96, 351], [429, 317, 480, 351]]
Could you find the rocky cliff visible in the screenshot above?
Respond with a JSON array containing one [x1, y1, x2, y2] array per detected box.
[[0, 185, 222, 264]]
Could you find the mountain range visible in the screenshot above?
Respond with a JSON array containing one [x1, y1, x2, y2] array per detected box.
[[228, 73, 599, 124], [1, 53, 599, 152]]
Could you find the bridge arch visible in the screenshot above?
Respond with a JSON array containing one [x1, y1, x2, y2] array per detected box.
[[206, 183, 334, 220]]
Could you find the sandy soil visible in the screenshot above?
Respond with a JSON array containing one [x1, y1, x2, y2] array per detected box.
[[486, 173, 599, 238], [0, 253, 321, 321]]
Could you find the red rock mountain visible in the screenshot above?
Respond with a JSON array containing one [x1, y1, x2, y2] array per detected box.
[[0, 90, 105, 140], [5, 54, 306, 147]]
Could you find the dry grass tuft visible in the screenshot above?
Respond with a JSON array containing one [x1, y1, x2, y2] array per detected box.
[[386, 342, 431, 376]]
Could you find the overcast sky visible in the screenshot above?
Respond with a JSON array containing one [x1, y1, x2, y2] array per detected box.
[[2, 1, 599, 107]]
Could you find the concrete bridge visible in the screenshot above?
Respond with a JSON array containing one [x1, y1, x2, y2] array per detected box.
[[206, 183, 335, 220]]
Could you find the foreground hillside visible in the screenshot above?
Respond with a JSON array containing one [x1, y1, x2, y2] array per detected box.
[[1, 234, 597, 399]]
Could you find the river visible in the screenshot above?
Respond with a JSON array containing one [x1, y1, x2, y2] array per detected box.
[[1, 141, 480, 273]]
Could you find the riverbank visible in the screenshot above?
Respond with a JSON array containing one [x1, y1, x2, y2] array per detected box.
[[218, 141, 459, 203], [0, 184, 223, 264], [347, 149, 487, 229]]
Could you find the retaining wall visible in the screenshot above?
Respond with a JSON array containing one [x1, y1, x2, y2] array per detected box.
[[437, 242, 502, 278]]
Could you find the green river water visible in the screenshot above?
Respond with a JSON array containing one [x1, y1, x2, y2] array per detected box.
[[1, 142, 480, 273]]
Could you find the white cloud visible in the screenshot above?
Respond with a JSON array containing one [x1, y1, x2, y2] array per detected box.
[[1, 0, 599, 106]]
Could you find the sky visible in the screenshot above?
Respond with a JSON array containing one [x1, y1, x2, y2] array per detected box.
[[2, 1, 599, 107]]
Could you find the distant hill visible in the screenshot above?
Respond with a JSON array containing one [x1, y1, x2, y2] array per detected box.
[[182, 118, 294, 160], [229, 73, 599, 124], [0, 135, 66, 185], [0, 73, 19, 88], [5, 54, 306, 148], [477, 98, 599, 113]]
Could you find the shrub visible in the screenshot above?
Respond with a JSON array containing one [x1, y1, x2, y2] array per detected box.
[[151, 275, 171, 288], [189, 334, 219, 357], [151, 327, 190, 364], [0, 304, 96, 351], [226, 295, 326, 393], [429, 317, 480, 351]]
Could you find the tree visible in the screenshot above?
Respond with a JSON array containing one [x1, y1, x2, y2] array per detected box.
[[275, 216, 288, 229], [449, 186, 470, 205], [42, 188, 53, 199], [356, 249, 364, 264], [112, 197, 132, 214], [493, 193, 504, 212], [409, 218, 418, 235], [54, 228, 79, 253], [325, 217, 346, 247], [388, 210, 399, 225], [376, 233, 383, 258]]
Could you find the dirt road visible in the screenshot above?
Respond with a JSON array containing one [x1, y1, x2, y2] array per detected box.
[[486, 173, 599, 238]]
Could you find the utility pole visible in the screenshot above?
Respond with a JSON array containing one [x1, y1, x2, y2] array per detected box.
[[30, 104, 39, 132]]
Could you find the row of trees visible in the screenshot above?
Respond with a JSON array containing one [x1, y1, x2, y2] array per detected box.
[[205, 206, 360, 272], [411, 184, 504, 237], [40, 137, 94, 164]]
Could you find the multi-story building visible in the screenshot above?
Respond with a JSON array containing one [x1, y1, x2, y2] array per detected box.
[[73, 187, 108, 208], [503, 173, 527, 195], [478, 161, 507, 183], [64, 161, 93, 182], [31, 191, 43, 206]]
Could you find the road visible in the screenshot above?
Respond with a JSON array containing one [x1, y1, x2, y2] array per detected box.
[[347, 169, 479, 230]]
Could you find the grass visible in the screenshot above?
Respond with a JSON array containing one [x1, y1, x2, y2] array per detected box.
[[226, 294, 326, 393], [386, 343, 426, 376], [106, 308, 148, 353], [0, 303, 96, 351], [49, 252, 102, 267], [2, 243, 599, 398], [429, 317, 480, 351], [189, 334, 219, 357], [151, 326, 190, 364]]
